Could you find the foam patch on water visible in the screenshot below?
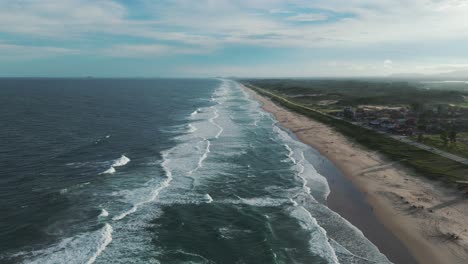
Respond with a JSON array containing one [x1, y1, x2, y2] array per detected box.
[[238, 81, 391, 262], [187, 123, 198, 133], [209, 107, 224, 139], [290, 206, 340, 264], [190, 108, 201, 117], [273, 125, 331, 201], [113, 155, 130, 167], [98, 209, 109, 218], [188, 139, 211, 175], [100, 155, 130, 175], [101, 167, 116, 175], [112, 151, 173, 221], [204, 193, 213, 203], [227, 196, 290, 207], [218, 226, 253, 240], [284, 143, 296, 164], [23, 224, 113, 264], [173, 249, 214, 263], [304, 201, 392, 263]]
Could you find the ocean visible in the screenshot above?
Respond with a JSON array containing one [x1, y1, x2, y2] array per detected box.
[[0, 78, 390, 263]]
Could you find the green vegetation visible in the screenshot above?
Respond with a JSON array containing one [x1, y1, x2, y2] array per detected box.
[[245, 79, 468, 111], [413, 133, 468, 159], [244, 82, 468, 185]]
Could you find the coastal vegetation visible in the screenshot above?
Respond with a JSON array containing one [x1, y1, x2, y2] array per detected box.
[[412, 133, 468, 159], [242, 80, 468, 186], [244, 79, 468, 111]]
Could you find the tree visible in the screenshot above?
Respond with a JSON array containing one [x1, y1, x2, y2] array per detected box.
[[440, 131, 448, 146], [449, 130, 457, 143], [410, 102, 424, 114], [417, 118, 427, 133], [417, 133, 424, 142]]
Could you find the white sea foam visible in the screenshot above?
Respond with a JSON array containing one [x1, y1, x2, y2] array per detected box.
[[290, 206, 339, 264], [190, 108, 201, 117], [289, 198, 299, 207], [204, 193, 213, 203], [187, 123, 197, 133], [228, 196, 289, 207], [284, 143, 296, 164], [209, 107, 224, 139], [112, 206, 137, 221], [238, 80, 391, 263], [24, 224, 113, 264], [174, 249, 213, 262], [86, 224, 113, 264], [98, 209, 109, 218], [188, 139, 211, 175], [297, 151, 311, 195], [101, 167, 116, 175], [200, 141, 211, 165], [100, 155, 130, 175], [112, 151, 173, 221], [218, 226, 253, 240], [273, 125, 331, 201], [113, 155, 130, 167]]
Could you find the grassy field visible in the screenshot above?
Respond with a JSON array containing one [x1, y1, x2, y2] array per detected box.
[[412, 133, 468, 159], [244, 82, 468, 186]]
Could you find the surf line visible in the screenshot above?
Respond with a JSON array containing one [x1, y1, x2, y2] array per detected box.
[[209, 106, 224, 139], [188, 138, 211, 175], [188, 106, 221, 176], [112, 150, 173, 221]]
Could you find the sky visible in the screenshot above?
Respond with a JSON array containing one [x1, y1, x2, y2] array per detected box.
[[1, 0, 468, 77]]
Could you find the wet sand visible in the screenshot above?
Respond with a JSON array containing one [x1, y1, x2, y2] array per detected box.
[[244, 85, 468, 264], [307, 146, 417, 264]]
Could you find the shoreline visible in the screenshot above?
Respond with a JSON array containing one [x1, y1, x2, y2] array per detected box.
[[243, 85, 468, 264], [304, 142, 417, 264]]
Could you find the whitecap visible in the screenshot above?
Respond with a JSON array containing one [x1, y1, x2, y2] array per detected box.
[[190, 108, 201, 117], [100, 155, 130, 175], [98, 209, 109, 218], [209, 107, 224, 139], [284, 143, 296, 164], [101, 167, 116, 175], [188, 139, 211, 175], [290, 206, 340, 264], [187, 123, 197, 133], [112, 155, 130, 167], [226, 196, 289, 207], [204, 194, 213, 203], [24, 224, 113, 264], [112, 151, 173, 221]]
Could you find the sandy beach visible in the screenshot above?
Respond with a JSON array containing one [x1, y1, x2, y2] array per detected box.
[[243, 85, 468, 264]]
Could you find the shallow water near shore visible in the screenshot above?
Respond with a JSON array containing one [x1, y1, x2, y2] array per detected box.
[[1, 78, 390, 263]]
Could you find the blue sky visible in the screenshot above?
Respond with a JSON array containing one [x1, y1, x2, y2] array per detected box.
[[1, 0, 468, 77]]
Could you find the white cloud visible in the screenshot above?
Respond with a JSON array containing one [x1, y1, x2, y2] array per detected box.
[[3, 0, 468, 49], [384, 59, 393, 68], [104, 44, 211, 57], [269, 9, 293, 14], [0, 43, 78, 59], [285, 13, 328, 22], [1, 0, 468, 76]]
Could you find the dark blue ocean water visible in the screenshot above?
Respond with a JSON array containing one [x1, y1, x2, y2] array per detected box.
[[0, 79, 390, 263]]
